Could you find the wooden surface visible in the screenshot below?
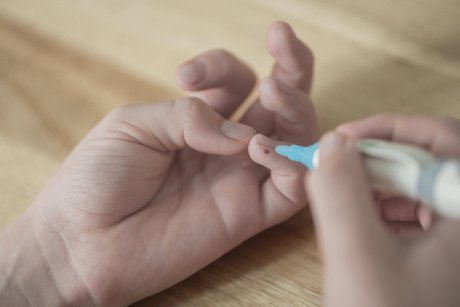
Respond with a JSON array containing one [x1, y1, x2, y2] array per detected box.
[[1, 0, 460, 306]]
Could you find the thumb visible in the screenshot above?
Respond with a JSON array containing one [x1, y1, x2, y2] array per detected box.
[[89, 97, 256, 156], [307, 132, 388, 259]]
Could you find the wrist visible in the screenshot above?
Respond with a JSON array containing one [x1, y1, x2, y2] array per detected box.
[[0, 207, 95, 306]]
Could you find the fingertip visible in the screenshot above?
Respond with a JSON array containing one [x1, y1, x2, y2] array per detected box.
[[318, 132, 348, 161], [269, 20, 293, 33], [248, 134, 279, 162], [335, 123, 355, 135], [176, 60, 207, 89], [248, 134, 278, 163], [266, 21, 297, 58], [418, 205, 434, 230], [265, 21, 314, 93], [177, 49, 256, 91], [249, 134, 306, 176], [248, 134, 259, 163], [176, 49, 258, 117], [313, 132, 372, 207], [336, 120, 377, 140]]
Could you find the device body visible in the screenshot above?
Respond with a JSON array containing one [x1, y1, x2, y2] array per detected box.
[[275, 139, 460, 218]]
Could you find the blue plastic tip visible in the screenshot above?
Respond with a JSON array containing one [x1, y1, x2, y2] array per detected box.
[[274, 145, 291, 157], [275, 142, 319, 170]]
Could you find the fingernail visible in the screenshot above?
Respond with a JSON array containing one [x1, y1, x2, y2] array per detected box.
[[320, 132, 345, 157], [256, 134, 277, 148], [178, 61, 206, 85], [220, 121, 255, 140]]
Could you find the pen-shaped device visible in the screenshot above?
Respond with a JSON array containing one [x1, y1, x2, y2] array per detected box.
[[275, 139, 460, 218]]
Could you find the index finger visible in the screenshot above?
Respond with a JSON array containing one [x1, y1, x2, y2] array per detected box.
[[337, 113, 460, 158]]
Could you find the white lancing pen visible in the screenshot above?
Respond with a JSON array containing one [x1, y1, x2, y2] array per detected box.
[[275, 139, 460, 218]]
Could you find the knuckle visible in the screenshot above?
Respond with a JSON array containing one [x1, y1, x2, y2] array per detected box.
[[174, 97, 207, 121], [107, 104, 138, 121], [374, 112, 400, 122]]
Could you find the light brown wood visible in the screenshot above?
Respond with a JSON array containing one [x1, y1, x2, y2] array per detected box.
[[1, 0, 460, 305]]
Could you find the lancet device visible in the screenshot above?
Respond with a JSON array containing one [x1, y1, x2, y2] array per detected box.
[[275, 139, 460, 218]]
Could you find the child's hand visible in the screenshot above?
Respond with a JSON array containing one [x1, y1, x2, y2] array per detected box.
[[0, 22, 316, 306], [307, 114, 460, 307]]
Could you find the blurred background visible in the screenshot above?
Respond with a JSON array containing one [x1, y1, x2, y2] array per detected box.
[[1, 0, 459, 305]]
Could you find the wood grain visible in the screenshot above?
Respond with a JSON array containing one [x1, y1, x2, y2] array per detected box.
[[0, 15, 175, 227], [1, 0, 460, 305]]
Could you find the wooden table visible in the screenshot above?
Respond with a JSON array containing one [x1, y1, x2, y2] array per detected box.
[[1, 1, 460, 305]]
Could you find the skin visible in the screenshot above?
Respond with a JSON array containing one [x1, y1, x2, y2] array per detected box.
[[0, 22, 317, 306], [1, 20, 456, 307], [308, 114, 460, 307]]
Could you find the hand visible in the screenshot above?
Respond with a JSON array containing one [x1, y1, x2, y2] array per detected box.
[[0, 22, 317, 306], [307, 114, 460, 307]]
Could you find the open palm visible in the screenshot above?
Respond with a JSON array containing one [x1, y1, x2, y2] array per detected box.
[[32, 22, 317, 306]]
